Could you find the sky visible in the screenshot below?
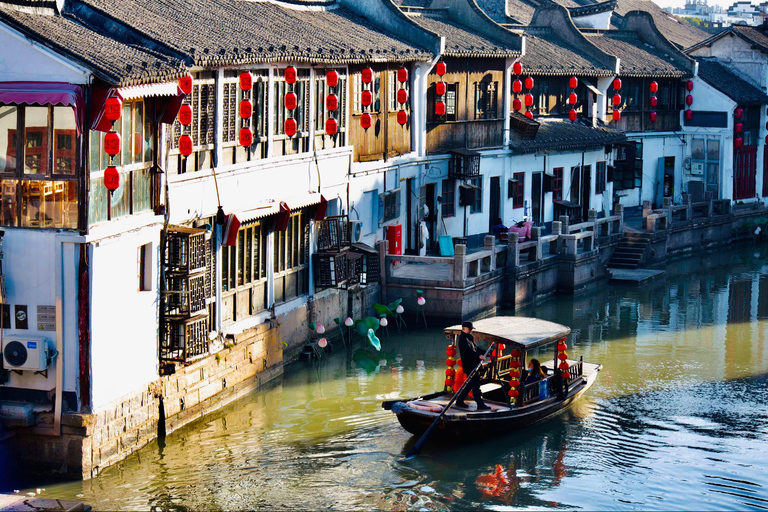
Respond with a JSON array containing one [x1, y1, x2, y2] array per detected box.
[[651, 0, 738, 10]]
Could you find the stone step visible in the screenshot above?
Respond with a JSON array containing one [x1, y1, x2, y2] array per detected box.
[[607, 261, 640, 269], [610, 256, 642, 265], [613, 247, 644, 256], [618, 240, 649, 249]]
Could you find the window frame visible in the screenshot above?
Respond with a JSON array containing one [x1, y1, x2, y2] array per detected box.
[[513, 172, 525, 209], [553, 167, 564, 201], [596, 161, 607, 195], [441, 178, 455, 217]]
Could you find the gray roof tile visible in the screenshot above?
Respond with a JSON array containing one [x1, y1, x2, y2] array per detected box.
[[522, 30, 613, 76], [405, 11, 520, 57], [696, 58, 768, 105], [510, 116, 626, 153], [612, 0, 709, 49], [586, 31, 690, 77]]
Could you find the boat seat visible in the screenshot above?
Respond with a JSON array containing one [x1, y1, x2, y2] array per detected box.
[[480, 382, 502, 393]]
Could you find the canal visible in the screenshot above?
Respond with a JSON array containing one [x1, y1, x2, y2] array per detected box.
[[4, 247, 768, 510]]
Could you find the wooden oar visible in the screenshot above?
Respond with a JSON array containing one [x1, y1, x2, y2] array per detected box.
[[404, 341, 496, 459]]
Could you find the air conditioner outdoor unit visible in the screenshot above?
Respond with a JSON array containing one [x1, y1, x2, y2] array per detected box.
[[2, 337, 50, 372], [349, 220, 363, 243]]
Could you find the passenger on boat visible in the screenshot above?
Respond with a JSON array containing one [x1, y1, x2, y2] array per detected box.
[[455, 321, 491, 411], [524, 358, 546, 385]]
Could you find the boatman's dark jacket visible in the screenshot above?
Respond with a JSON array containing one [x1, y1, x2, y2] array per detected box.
[[458, 331, 484, 372]]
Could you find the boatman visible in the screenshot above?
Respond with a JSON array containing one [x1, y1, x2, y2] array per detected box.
[[455, 321, 491, 411]]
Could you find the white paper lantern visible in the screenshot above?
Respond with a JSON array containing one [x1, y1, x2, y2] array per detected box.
[[345, 317, 354, 327], [417, 297, 426, 306], [316, 324, 325, 334], [318, 338, 327, 348], [396, 305, 404, 314], [379, 317, 388, 327]]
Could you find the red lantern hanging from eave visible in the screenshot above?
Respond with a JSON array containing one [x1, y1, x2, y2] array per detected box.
[[178, 74, 193, 95], [524, 77, 534, 90], [104, 96, 123, 122], [569, 76, 578, 89], [284, 117, 297, 137], [513, 61, 523, 75], [650, 81, 658, 93], [361, 90, 372, 107], [614, 78, 622, 90], [178, 104, 193, 125], [736, 122, 743, 133], [612, 110, 621, 121], [524, 93, 534, 107], [360, 113, 372, 130], [239, 71, 252, 91], [735, 137, 743, 147], [436, 81, 446, 96], [650, 96, 658, 108], [568, 92, 577, 105], [397, 109, 408, 125], [104, 131, 121, 156], [686, 95, 693, 106], [612, 94, 621, 106], [397, 67, 408, 83], [525, 111, 533, 119], [178, 134, 193, 157], [284, 66, 297, 85], [325, 118, 338, 135], [104, 166, 119, 192], [512, 80, 523, 94], [326, 94, 339, 112], [326, 70, 339, 88], [239, 99, 253, 119], [397, 88, 408, 105], [513, 98, 522, 111], [436, 61, 446, 76], [736, 108, 744, 119], [685, 109, 693, 121], [435, 101, 446, 116], [285, 91, 297, 111], [568, 109, 577, 122], [361, 67, 373, 84], [686, 80, 694, 91], [239, 127, 253, 147], [650, 111, 657, 123]]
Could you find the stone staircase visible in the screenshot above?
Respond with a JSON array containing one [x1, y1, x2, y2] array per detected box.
[[607, 234, 650, 269]]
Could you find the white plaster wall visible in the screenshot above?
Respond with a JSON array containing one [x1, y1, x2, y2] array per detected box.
[[689, 37, 768, 90], [0, 22, 89, 83], [89, 224, 161, 410], [571, 11, 612, 30], [625, 134, 686, 206], [0, 230, 79, 394]]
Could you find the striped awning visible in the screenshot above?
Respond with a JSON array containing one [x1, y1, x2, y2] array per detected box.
[[235, 192, 323, 226]]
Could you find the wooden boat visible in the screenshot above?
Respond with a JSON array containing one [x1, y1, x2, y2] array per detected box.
[[383, 316, 601, 439]]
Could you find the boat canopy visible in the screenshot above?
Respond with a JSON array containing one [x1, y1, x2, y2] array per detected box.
[[444, 317, 570, 351]]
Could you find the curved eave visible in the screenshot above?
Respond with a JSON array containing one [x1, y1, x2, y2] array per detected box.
[[617, 71, 690, 78], [193, 53, 433, 67], [442, 50, 521, 58], [116, 68, 190, 87], [522, 68, 615, 77], [511, 138, 625, 154]]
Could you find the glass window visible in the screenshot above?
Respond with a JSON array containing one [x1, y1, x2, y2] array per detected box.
[[53, 107, 76, 175], [24, 106, 48, 175], [469, 177, 482, 213], [1, 105, 18, 174], [441, 179, 455, 217], [513, 172, 525, 208]]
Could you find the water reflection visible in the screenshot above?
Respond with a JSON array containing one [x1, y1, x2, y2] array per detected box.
[[4, 247, 768, 510]]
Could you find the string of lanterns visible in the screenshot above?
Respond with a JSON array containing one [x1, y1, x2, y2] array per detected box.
[[284, 66, 298, 137], [239, 72, 253, 147], [435, 61, 447, 117], [685, 80, 694, 123], [445, 343, 457, 392], [649, 80, 657, 124], [524, 75, 534, 119], [512, 61, 523, 114], [734, 106, 744, 148], [557, 337, 570, 377], [397, 66, 408, 126], [325, 69, 339, 136], [507, 349, 522, 404], [611, 78, 621, 122], [360, 67, 373, 130], [568, 76, 578, 122], [178, 74, 194, 160], [102, 94, 123, 192]]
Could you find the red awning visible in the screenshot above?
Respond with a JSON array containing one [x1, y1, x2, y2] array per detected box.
[[0, 82, 84, 135], [91, 83, 185, 133]]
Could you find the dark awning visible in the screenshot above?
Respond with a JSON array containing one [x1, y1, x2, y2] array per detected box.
[[0, 82, 84, 134]]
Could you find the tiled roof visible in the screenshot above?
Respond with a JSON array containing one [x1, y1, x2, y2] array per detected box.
[[74, 0, 431, 66], [569, 0, 617, 16], [0, 0, 58, 9], [522, 30, 614, 76], [503, 0, 537, 25], [405, 11, 520, 57], [474, 0, 534, 25], [695, 58, 768, 105], [586, 31, 691, 77], [612, 0, 709, 49], [732, 25, 768, 52], [509, 117, 626, 153], [0, 7, 187, 86]]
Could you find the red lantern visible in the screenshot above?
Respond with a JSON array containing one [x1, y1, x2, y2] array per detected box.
[[558, 352, 568, 360], [104, 97, 122, 122], [397, 110, 407, 125], [509, 379, 520, 388], [361, 90, 372, 107], [512, 80, 522, 94], [513, 98, 522, 111], [178, 135, 193, 157], [284, 66, 297, 84], [508, 389, 520, 398], [326, 70, 339, 88], [104, 131, 121, 156], [178, 74, 193, 95], [511, 360, 521, 368], [239, 72, 252, 91], [445, 368, 455, 376], [498, 344, 505, 351], [446, 358, 456, 367], [559, 361, 570, 371], [569, 109, 577, 122], [524, 93, 533, 107], [446, 346, 457, 357], [178, 104, 193, 125], [525, 111, 533, 119], [736, 122, 743, 133], [510, 349, 521, 357], [397, 89, 408, 105], [612, 110, 621, 121], [735, 137, 743, 147], [612, 94, 621, 106], [686, 80, 694, 91], [557, 343, 567, 352], [513, 61, 523, 75], [649, 81, 658, 93], [284, 118, 297, 137], [568, 93, 577, 105], [239, 127, 253, 147], [445, 377, 455, 387], [326, 94, 338, 111], [397, 67, 408, 83], [650, 111, 657, 122], [650, 96, 657, 108], [569, 76, 578, 89], [325, 118, 338, 135], [510, 370, 521, 378], [736, 108, 744, 119], [285, 92, 297, 111], [614, 78, 622, 90], [361, 67, 373, 84], [435, 101, 446, 116], [436, 82, 446, 96], [686, 95, 693, 106], [360, 113, 372, 130], [104, 166, 119, 191], [524, 77, 534, 90], [685, 110, 693, 121], [239, 99, 252, 119], [436, 61, 447, 76]]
